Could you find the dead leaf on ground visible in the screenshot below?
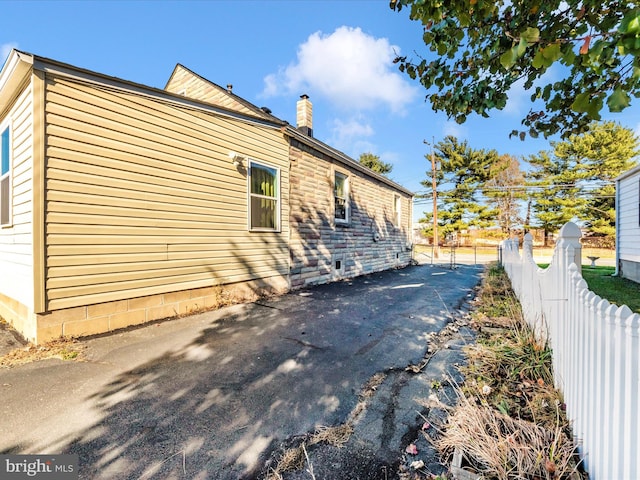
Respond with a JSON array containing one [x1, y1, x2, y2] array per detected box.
[[0, 338, 85, 368]]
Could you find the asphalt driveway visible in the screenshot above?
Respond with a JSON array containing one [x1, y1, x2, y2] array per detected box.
[[0, 263, 483, 479]]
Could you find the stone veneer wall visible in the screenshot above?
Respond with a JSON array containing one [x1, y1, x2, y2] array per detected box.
[[289, 139, 412, 289]]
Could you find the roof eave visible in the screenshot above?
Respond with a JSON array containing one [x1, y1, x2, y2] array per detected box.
[[616, 163, 640, 182], [27, 51, 288, 129], [283, 126, 414, 197], [0, 49, 34, 115], [166, 63, 285, 124]]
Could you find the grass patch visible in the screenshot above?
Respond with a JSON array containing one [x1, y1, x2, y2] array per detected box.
[[464, 265, 560, 430], [534, 247, 615, 260], [475, 263, 521, 318], [538, 264, 640, 314], [580, 266, 640, 314]]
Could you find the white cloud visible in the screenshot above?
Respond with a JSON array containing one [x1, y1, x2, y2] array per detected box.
[[262, 26, 418, 114], [442, 120, 468, 139], [328, 116, 375, 155], [332, 117, 374, 139], [1, 42, 18, 64], [635, 122, 640, 139]]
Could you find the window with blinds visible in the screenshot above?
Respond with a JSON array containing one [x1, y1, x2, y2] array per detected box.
[[249, 161, 280, 231]]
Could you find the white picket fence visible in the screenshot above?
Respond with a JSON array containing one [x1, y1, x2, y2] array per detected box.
[[500, 222, 640, 480]]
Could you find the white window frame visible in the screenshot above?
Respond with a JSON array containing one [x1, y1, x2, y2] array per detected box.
[[248, 159, 281, 232], [334, 170, 350, 225], [393, 194, 402, 228], [0, 120, 11, 228]]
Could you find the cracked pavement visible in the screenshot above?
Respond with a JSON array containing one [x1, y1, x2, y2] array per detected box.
[[0, 263, 483, 479]]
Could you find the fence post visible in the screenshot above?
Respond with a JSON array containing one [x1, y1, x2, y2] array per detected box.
[[551, 224, 581, 429], [523, 232, 533, 258], [556, 223, 582, 345], [556, 222, 582, 269], [608, 304, 632, 480], [520, 233, 537, 332]]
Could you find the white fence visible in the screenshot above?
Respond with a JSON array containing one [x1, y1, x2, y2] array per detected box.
[[500, 222, 640, 480]]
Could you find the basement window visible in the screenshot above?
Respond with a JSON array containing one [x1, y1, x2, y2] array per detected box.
[[248, 160, 280, 231], [0, 124, 10, 227]]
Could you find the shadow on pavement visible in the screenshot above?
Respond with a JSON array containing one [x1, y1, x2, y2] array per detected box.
[[2, 264, 484, 479]]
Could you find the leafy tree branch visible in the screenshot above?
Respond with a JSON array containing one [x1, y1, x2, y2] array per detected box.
[[390, 1, 640, 139]]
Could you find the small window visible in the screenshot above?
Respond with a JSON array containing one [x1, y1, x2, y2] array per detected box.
[[393, 194, 401, 227], [249, 161, 280, 231], [0, 125, 10, 227], [334, 171, 349, 223]]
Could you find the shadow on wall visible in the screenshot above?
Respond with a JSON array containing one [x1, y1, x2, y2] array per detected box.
[[290, 194, 411, 290]]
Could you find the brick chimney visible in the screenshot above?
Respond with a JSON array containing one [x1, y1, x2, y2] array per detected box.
[[296, 94, 313, 137]]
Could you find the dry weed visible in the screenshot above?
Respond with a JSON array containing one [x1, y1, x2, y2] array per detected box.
[[309, 423, 353, 448], [0, 337, 85, 367], [431, 263, 582, 478], [437, 399, 579, 479], [266, 423, 353, 478], [266, 445, 306, 480], [361, 372, 386, 398], [461, 264, 561, 431]]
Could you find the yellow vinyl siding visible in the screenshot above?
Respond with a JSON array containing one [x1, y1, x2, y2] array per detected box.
[[47, 244, 286, 267], [48, 257, 289, 289], [45, 169, 243, 208], [46, 79, 283, 156], [44, 75, 289, 311], [45, 269, 284, 308], [165, 65, 264, 118]]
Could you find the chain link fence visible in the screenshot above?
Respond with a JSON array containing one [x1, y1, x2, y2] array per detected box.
[[413, 245, 501, 268]]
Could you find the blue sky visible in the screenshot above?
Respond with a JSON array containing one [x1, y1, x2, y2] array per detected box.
[[2, 0, 639, 221]]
